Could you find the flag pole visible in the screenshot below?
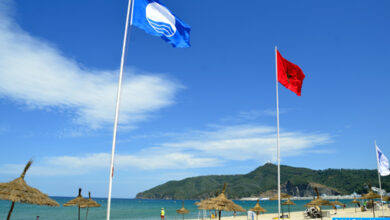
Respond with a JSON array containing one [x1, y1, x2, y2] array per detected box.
[[275, 46, 281, 220], [106, 0, 134, 219], [375, 140, 384, 217]]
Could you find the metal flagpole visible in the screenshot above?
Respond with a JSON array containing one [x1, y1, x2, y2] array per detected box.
[[375, 140, 384, 217], [275, 46, 281, 220], [106, 0, 134, 219]]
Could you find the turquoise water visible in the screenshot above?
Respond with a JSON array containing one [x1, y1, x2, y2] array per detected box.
[[0, 198, 354, 220]]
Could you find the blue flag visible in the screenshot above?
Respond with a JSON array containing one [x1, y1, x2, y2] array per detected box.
[[132, 0, 191, 48]]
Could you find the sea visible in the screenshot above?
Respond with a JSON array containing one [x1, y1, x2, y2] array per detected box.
[[0, 198, 354, 220]]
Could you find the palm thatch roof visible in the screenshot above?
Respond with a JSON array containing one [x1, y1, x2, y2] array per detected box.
[[64, 188, 89, 220], [0, 160, 59, 220], [282, 198, 296, 206], [331, 200, 344, 206], [176, 201, 189, 214], [80, 192, 101, 208], [350, 198, 360, 204], [269, 193, 291, 200], [202, 184, 246, 212], [195, 184, 246, 220], [383, 196, 390, 202], [0, 160, 59, 206], [361, 191, 380, 200], [250, 200, 267, 213], [361, 186, 381, 218], [63, 188, 89, 207], [304, 188, 331, 208]]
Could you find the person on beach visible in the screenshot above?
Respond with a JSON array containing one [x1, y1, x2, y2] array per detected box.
[[161, 208, 165, 220]]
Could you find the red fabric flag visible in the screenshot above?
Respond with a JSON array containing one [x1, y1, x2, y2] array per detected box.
[[277, 50, 305, 96]]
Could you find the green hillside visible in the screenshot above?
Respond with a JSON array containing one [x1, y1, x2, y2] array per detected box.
[[136, 163, 390, 199]]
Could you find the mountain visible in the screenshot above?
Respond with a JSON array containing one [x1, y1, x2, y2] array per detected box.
[[136, 163, 390, 200]]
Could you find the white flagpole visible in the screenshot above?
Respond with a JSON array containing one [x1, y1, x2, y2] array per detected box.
[[106, 0, 134, 219], [375, 140, 384, 217], [275, 46, 281, 220]]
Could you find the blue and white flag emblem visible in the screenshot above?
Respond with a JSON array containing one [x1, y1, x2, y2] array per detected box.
[[132, 0, 191, 48], [376, 144, 390, 176]]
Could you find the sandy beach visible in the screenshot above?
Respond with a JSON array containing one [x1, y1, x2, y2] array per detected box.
[[189, 207, 390, 220]]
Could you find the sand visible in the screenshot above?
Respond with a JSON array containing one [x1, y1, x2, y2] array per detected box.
[[189, 207, 390, 220]]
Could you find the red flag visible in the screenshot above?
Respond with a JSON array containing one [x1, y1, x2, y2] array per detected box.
[[277, 50, 305, 96]]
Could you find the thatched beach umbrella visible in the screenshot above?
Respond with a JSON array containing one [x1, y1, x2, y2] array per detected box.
[[270, 192, 291, 217], [64, 188, 89, 220], [269, 193, 291, 200], [282, 198, 296, 217], [80, 192, 101, 220], [176, 201, 190, 220], [361, 189, 380, 218], [0, 160, 59, 220], [195, 184, 246, 220], [350, 198, 360, 213], [330, 200, 344, 214], [249, 200, 267, 220], [305, 187, 332, 220], [195, 199, 214, 220]]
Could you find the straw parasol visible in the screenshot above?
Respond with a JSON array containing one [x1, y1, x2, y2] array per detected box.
[[305, 187, 332, 220], [330, 200, 345, 214], [250, 200, 267, 220], [350, 197, 360, 213], [282, 198, 296, 217], [80, 192, 101, 220], [176, 200, 190, 220], [270, 192, 291, 218], [361, 188, 380, 218], [269, 193, 291, 200], [0, 160, 59, 220], [382, 196, 390, 202], [195, 183, 246, 220], [64, 188, 89, 220]]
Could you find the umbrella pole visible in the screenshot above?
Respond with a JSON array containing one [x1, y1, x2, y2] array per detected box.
[[320, 206, 323, 220], [6, 201, 15, 220], [288, 205, 290, 217], [219, 210, 221, 220], [372, 200, 375, 218], [78, 205, 81, 220], [86, 207, 90, 220]]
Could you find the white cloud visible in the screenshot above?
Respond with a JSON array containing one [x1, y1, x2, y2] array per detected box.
[[0, 124, 331, 176], [0, 152, 221, 176], [220, 109, 291, 123], [162, 125, 332, 161], [0, 1, 181, 129]]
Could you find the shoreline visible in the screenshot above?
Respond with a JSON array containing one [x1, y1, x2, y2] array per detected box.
[[188, 207, 390, 220], [240, 195, 359, 201]]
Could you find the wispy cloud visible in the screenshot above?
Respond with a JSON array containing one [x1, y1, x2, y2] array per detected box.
[[220, 109, 291, 123], [0, 153, 221, 176], [0, 124, 331, 176], [162, 124, 332, 161], [0, 1, 181, 129]]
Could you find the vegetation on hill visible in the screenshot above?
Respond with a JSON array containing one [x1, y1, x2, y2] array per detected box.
[[136, 163, 390, 200]]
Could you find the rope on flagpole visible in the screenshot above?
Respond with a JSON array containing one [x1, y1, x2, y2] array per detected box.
[[275, 46, 281, 220], [106, 0, 133, 219]]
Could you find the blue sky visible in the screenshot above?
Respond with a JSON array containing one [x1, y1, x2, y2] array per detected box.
[[0, 0, 389, 198]]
